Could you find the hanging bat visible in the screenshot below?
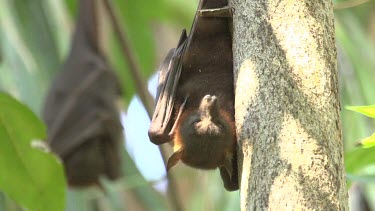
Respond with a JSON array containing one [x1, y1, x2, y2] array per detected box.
[[42, 0, 123, 187], [148, 0, 238, 191]]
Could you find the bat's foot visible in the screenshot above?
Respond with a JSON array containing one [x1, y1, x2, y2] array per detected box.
[[198, 6, 233, 18]]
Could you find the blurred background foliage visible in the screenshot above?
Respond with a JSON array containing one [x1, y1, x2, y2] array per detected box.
[[0, 0, 375, 210]]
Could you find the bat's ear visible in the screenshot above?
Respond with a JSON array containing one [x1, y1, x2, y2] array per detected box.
[[219, 153, 239, 191], [167, 149, 183, 172]]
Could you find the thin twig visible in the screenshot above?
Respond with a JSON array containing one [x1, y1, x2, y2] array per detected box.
[[159, 145, 182, 211], [102, 0, 183, 210], [334, 0, 370, 10], [102, 0, 153, 116]]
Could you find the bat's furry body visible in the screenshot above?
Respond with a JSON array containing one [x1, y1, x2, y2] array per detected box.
[[43, 0, 122, 187], [148, 0, 238, 191]]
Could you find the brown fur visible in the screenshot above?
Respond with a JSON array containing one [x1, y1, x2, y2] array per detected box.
[[149, 0, 238, 191]]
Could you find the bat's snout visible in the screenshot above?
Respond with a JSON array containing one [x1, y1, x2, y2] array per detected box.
[[199, 95, 220, 120], [200, 95, 219, 114], [203, 95, 217, 105]]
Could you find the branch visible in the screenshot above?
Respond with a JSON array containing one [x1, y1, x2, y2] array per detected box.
[[101, 0, 183, 210], [334, 0, 370, 10], [102, 0, 153, 116]]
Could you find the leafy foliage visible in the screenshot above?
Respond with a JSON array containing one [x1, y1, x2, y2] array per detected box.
[[347, 105, 375, 118], [361, 133, 375, 148], [345, 147, 375, 173], [0, 0, 197, 210], [0, 93, 66, 211], [335, 6, 375, 183], [347, 105, 375, 149]]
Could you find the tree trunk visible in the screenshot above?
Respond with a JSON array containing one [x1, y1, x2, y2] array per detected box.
[[229, 0, 349, 210]]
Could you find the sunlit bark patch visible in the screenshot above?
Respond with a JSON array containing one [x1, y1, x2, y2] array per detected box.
[[276, 113, 338, 207], [269, 171, 308, 210], [235, 59, 260, 131], [268, 1, 333, 109], [240, 140, 253, 211]]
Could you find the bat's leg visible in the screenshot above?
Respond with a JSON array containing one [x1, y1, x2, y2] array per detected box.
[[168, 96, 188, 136], [198, 6, 233, 18]]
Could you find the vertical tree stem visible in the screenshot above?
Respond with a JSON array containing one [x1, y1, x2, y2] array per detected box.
[[230, 0, 348, 209]]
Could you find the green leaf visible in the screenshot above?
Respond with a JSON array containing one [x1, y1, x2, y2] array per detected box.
[[345, 146, 375, 173], [346, 105, 375, 118], [0, 93, 66, 211], [360, 133, 375, 148]]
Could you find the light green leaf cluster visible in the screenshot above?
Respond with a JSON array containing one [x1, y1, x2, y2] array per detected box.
[[346, 105, 375, 148], [347, 105, 375, 118]]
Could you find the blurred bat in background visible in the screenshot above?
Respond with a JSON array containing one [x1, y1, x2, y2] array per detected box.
[[42, 0, 123, 187], [148, 0, 238, 191]]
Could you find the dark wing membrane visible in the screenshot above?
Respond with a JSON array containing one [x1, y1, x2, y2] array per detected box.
[[42, 0, 123, 187], [148, 30, 188, 145], [43, 55, 123, 186], [43, 55, 122, 157], [154, 49, 174, 105]]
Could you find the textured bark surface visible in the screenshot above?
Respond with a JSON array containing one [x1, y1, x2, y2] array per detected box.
[[229, 0, 349, 210]]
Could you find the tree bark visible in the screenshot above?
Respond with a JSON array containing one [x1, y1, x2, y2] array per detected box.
[[229, 0, 349, 210]]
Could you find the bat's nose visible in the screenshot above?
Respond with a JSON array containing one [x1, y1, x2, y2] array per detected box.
[[200, 95, 219, 116], [203, 95, 217, 103]]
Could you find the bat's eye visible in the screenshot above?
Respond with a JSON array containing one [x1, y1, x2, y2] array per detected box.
[[218, 123, 224, 129], [193, 119, 200, 126], [217, 121, 227, 130], [217, 123, 224, 130]]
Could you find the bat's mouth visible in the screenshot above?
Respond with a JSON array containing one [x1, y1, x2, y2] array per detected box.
[[198, 119, 221, 136]]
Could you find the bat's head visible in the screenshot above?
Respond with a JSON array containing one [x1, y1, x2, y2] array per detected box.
[[168, 95, 235, 173]]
